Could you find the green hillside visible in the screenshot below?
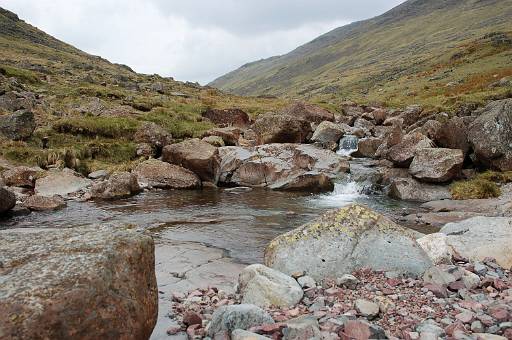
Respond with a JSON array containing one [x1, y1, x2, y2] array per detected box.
[[0, 7, 284, 173], [210, 0, 512, 111]]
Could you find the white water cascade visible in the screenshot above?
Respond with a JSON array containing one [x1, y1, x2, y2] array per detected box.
[[337, 135, 359, 157]]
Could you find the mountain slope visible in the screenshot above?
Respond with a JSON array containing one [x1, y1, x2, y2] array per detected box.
[[0, 7, 284, 173], [210, 0, 512, 110]]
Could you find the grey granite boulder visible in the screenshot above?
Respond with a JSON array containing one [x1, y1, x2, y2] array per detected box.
[[207, 304, 274, 337], [264, 204, 432, 280]]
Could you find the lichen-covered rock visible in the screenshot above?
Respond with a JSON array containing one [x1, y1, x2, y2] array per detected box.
[[417, 233, 452, 265], [264, 204, 432, 280], [468, 99, 512, 171], [162, 138, 220, 183], [238, 264, 303, 308], [218, 144, 348, 192], [409, 148, 464, 183], [0, 109, 36, 140], [134, 122, 172, 149], [203, 127, 242, 146], [207, 304, 274, 337], [90, 171, 141, 199], [0, 225, 158, 340], [22, 195, 66, 211], [252, 113, 312, 144], [356, 137, 383, 158], [388, 177, 451, 202], [202, 135, 225, 147], [0, 187, 16, 214], [134, 159, 201, 189], [440, 216, 512, 269], [2, 166, 39, 188], [35, 168, 92, 197], [387, 132, 433, 167], [280, 101, 334, 123], [201, 108, 251, 128]]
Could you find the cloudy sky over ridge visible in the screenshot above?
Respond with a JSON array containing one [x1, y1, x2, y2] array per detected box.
[[2, 0, 404, 84]]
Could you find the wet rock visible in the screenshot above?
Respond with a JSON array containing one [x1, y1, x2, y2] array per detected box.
[[35, 168, 92, 197], [388, 177, 451, 202], [232, 329, 270, 340], [0, 186, 16, 214], [0, 225, 158, 340], [356, 137, 383, 158], [22, 195, 66, 211], [134, 122, 172, 150], [0, 109, 36, 140], [2, 166, 39, 188], [134, 159, 201, 189], [355, 299, 380, 319], [90, 172, 141, 199], [162, 138, 220, 183], [417, 233, 452, 265], [311, 121, 345, 145], [207, 304, 274, 337], [202, 135, 226, 147], [264, 204, 432, 281], [468, 99, 512, 171], [409, 148, 464, 183], [280, 101, 334, 124], [238, 264, 303, 308], [440, 216, 512, 269], [202, 108, 251, 128], [386, 132, 433, 167], [252, 113, 312, 144], [218, 144, 348, 192]]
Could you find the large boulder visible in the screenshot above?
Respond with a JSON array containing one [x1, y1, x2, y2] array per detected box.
[[252, 113, 312, 144], [0, 110, 36, 140], [207, 304, 274, 337], [355, 137, 383, 158], [162, 138, 220, 183], [0, 187, 16, 214], [22, 195, 66, 211], [468, 99, 512, 170], [35, 168, 92, 197], [2, 166, 39, 188], [134, 122, 172, 150], [388, 177, 451, 202], [440, 216, 512, 269], [387, 132, 434, 167], [280, 101, 334, 123], [238, 264, 303, 308], [134, 159, 201, 189], [0, 91, 37, 112], [409, 148, 464, 183], [202, 108, 251, 128], [264, 204, 432, 280], [218, 144, 349, 192], [436, 117, 471, 156], [310, 121, 345, 144], [203, 127, 242, 146], [90, 172, 141, 200], [0, 225, 157, 339]]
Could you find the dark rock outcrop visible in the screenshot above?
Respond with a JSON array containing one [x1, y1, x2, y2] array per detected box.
[[0, 110, 36, 140], [252, 113, 312, 144], [202, 108, 251, 128]]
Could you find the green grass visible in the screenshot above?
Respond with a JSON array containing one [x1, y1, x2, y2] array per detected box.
[[53, 116, 140, 139], [0, 64, 39, 83]]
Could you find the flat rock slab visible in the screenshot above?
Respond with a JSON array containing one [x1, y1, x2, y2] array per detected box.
[[35, 168, 92, 197], [0, 225, 158, 340]]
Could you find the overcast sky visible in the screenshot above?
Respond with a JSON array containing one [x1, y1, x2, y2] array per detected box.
[[2, 0, 404, 84]]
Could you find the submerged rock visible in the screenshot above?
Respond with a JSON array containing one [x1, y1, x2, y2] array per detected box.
[[409, 148, 464, 183], [134, 159, 201, 189], [0, 225, 158, 339], [35, 168, 92, 197], [238, 264, 303, 308], [162, 138, 220, 183], [264, 204, 432, 280]]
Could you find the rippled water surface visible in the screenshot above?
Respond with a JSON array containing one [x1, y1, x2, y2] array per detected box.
[[2, 178, 417, 264]]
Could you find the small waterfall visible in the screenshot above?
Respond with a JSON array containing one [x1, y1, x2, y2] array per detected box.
[[312, 177, 365, 207], [337, 135, 359, 157]]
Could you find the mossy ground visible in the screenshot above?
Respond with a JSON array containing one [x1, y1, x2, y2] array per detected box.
[[450, 171, 512, 200]]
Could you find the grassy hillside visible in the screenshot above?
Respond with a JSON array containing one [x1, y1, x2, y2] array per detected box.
[[210, 0, 512, 111], [0, 7, 285, 173]]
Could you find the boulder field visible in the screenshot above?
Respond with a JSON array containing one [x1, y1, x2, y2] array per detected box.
[[0, 225, 158, 339]]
